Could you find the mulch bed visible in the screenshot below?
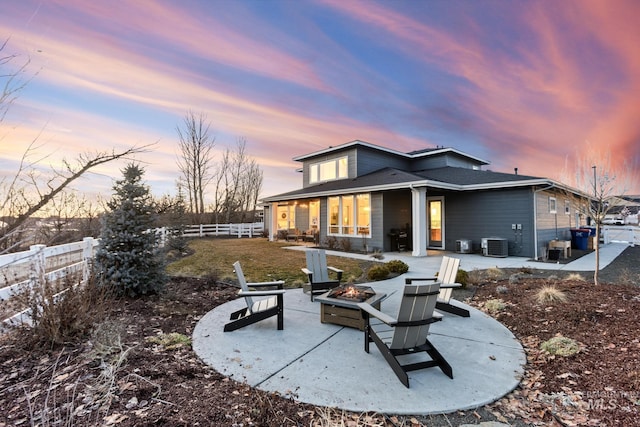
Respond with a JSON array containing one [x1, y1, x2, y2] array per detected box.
[[1, 246, 639, 426]]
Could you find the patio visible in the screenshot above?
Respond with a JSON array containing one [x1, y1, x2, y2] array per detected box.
[[193, 275, 526, 415], [192, 243, 630, 414]]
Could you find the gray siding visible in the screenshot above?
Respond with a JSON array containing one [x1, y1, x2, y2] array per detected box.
[[442, 188, 535, 256], [411, 153, 482, 171], [355, 147, 409, 176], [534, 190, 584, 258]]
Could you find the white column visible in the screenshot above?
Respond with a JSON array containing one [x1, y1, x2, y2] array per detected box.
[[411, 187, 427, 256], [269, 203, 278, 241]]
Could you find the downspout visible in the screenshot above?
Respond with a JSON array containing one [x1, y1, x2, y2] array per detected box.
[[533, 184, 555, 260]]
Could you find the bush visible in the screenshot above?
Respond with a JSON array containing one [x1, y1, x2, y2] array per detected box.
[[484, 298, 507, 314], [386, 259, 409, 274], [456, 269, 469, 287], [324, 236, 339, 250], [541, 335, 581, 356], [367, 264, 390, 281], [9, 272, 112, 347], [340, 238, 352, 252]]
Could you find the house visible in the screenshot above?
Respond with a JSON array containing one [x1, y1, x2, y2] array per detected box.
[[262, 140, 590, 259]]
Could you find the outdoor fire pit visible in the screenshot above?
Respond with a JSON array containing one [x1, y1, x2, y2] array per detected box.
[[315, 286, 385, 330], [325, 285, 376, 302]]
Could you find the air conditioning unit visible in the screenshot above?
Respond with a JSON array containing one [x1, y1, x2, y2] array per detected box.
[[456, 239, 472, 254], [481, 237, 508, 257]]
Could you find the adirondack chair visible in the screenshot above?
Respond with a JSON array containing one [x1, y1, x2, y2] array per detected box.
[[405, 256, 470, 317], [224, 261, 286, 332], [358, 282, 453, 387], [301, 249, 343, 301]]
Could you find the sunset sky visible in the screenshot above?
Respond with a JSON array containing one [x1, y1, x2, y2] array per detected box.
[[1, 0, 639, 207]]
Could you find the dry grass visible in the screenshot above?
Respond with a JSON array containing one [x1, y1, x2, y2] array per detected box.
[[535, 285, 568, 304], [166, 238, 378, 286], [564, 273, 585, 282]]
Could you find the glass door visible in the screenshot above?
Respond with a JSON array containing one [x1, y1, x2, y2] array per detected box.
[[428, 198, 444, 249]]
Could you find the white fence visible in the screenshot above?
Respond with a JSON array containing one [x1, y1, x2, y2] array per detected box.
[[602, 225, 639, 246], [181, 222, 264, 239], [1, 223, 264, 324], [0, 237, 99, 325]]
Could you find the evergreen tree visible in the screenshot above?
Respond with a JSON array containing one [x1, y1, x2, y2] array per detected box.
[[95, 163, 166, 296]]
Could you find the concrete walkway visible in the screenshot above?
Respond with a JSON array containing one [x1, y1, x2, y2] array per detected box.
[[192, 243, 629, 415]]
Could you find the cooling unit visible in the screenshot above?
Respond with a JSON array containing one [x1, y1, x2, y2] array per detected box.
[[456, 239, 472, 254], [481, 237, 508, 257]]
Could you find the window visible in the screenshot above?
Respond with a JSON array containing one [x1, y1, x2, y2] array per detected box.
[[276, 204, 296, 230], [549, 197, 557, 214], [327, 193, 370, 236], [309, 156, 348, 183]]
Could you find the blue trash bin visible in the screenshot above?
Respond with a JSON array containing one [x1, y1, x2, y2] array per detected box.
[[570, 229, 589, 250], [575, 230, 588, 250]]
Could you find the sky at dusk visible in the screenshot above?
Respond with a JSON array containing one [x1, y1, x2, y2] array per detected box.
[[1, 0, 639, 208]]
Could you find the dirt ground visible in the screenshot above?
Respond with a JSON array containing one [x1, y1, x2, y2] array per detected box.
[[1, 246, 639, 426]]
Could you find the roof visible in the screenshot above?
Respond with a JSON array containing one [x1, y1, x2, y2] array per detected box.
[[262, 166, 553, 202], [292, 140, 490, 166]]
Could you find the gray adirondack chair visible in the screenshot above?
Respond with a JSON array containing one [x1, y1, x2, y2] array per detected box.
[[301, 249, 343, 301], [405, 256, 470, 317], [224, 261, 286, 332], [358, 282, 453, 387]]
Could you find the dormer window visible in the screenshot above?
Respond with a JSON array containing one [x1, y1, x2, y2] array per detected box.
[[309, 156, 348, 184]]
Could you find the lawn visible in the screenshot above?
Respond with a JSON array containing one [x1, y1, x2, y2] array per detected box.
[[166, 237, 379, 285]]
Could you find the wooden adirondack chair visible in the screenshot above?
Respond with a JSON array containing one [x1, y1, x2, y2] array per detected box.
[[358, 282, 453, 387], [224, 261, 286, 332], [405, 256, 470, 317], [301, 249, 343, 301]]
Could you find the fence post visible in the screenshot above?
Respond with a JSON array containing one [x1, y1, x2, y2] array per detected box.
[[82, 237, 95, 283], [29, 244, 46, 289]]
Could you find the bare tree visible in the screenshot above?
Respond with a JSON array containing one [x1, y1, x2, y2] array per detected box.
[[210, 138, 263, 223], [0, 144, 153, 252], [176, 111, 215, 222], [1, 38, 33, 122], [567, 142, 636, 285]]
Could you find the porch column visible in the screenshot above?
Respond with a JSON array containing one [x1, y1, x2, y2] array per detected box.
[[411, 186, 427, 256], [269, 202, 278, 241]]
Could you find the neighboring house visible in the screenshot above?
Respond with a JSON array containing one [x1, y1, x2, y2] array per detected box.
[[262, 140, 590, 259]]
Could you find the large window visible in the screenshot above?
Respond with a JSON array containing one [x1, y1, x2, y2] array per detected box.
[[327, 193, 370, 236], [309, 156, 348, 184]]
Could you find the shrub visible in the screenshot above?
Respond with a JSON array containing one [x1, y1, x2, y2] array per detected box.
[[11, 272, 112, 347], [386, 260, 409, 274], [324, 236, 339, 250], [540, 335, 581, 356], [456, 269, 469, 287], [367, 264, 390, 281], [485, 267, 504, 280], [564, 273, 585, 282], [484, 298, 507, 314], [535, 285, 568, 304], [340, 238, 352, 252], [466, 268, 484, 285], [146, 332, 192, 350]]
